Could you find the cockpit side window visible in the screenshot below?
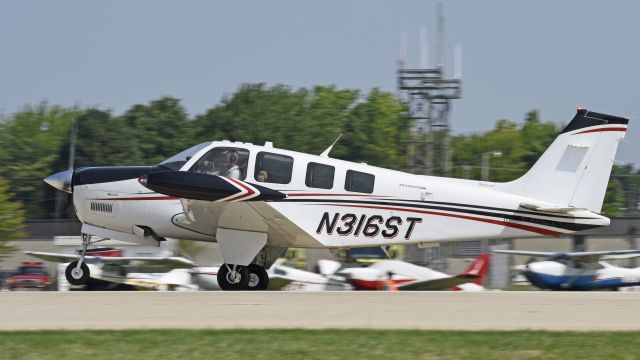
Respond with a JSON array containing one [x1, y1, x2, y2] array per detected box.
[[306, 162, 335, 189], [345, 170, 375, 193], [255, 152, 293, 184], [189, 147, 249, 180]]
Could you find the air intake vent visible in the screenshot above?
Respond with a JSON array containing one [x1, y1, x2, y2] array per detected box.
[[90, 202, 113, 213]]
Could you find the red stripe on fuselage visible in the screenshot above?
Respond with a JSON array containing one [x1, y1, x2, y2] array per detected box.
[[574, 127, 627, 135], [349, 278, 413, 291], [315, 203, 563, 236], [287, 193, 392, 197]]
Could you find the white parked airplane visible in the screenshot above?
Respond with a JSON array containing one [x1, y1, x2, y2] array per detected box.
[[495, 249, 640, 291], [338, 254, 489, 291], [25, 248, 221, 291], [43, 108, 628, 290], [267, 259, 351, 291]]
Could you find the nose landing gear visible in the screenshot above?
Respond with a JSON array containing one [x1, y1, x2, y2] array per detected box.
[[65, 233, 92, 285]]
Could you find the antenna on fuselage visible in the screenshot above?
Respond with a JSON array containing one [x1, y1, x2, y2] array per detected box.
[[320, 133, 343, 158]]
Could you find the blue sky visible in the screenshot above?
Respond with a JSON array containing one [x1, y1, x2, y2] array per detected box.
[[1, 1, 638, 164]]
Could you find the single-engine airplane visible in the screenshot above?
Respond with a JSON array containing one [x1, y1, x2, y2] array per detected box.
[[44, 108, 628, 290], [495, 249, 640, 290]]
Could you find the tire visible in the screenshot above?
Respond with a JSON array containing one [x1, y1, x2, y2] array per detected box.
[[247, 264, 269, 291], [65, 261, 90, 286], [217, 264, 250, 291]]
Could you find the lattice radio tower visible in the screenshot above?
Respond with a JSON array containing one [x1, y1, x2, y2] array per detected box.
[[397, 3, 462, 176]]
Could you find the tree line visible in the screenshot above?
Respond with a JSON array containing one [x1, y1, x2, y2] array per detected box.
[[0, 83, 638, 226]]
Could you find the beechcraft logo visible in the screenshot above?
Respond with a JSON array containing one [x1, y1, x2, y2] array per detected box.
[[316, 212, 422, 240]]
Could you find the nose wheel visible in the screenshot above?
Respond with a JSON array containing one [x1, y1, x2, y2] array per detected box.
[[64, 233, 92, 286], [65, 261, 90, 285]]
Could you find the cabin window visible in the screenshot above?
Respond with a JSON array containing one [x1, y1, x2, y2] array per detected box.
[[189, 147, 249, 180], [305, 162, 335, 189], [345, 170, 375, 193], [255, 152, 293, 184]]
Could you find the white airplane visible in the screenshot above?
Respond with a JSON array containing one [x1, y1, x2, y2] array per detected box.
[[25, 248, 221, 290], [43, 108, 628, 290], [338, 254, 489, 291], [267, 259, 351, 291], [495, 249, 640, 291]]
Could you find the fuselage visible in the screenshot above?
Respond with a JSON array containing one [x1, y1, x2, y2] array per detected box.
[[66, 140, 609, 251]]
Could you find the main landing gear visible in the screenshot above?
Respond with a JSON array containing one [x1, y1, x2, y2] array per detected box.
[[217, 263, 269, 291], [65, 233, 92, 285]]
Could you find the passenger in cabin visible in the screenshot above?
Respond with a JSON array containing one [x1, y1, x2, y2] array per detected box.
[[222, 150, 241, 179], [256, 170, 269, 182]]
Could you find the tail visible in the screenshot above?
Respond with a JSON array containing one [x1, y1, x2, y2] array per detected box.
[[462, 253, 490, 285], [498, 109, 628, 213]]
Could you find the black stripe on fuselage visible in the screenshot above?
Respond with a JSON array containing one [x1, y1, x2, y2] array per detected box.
[[273, 198, 600, 232], [73, 166, 161, 186]]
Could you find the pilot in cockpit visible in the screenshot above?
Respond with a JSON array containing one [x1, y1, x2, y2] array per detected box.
[[222, 150, 241, 179]]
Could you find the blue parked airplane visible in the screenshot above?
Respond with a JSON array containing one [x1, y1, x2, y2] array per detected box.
[[495, 249, 640, 291]]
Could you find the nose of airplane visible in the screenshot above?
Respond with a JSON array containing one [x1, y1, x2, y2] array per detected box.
[[44, 169, 73, 193]]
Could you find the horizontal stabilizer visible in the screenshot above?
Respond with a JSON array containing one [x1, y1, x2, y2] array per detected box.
[[519, 202, 587, 215]]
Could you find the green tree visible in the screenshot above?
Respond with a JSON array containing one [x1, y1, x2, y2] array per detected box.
[[0, 178, 26, 260], [122, 97, 194, 165], [0, 104, 78, 218], [339, 88, 409, 169]]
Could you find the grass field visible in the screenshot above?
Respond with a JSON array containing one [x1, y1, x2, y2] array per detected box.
[[1, 329, 639, 360]]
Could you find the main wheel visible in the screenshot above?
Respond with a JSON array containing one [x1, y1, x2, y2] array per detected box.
[[65, 261, 90, 285], [247, 264, 269, 291], [217, 264, 250, 291]]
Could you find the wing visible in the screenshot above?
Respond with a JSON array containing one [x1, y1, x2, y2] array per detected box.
[[492, 249, 556, 257], [494, 249, 640, 263], [140, 170, 286, 202], [25, 251, 195, 268], [397, 274, 478, 291]]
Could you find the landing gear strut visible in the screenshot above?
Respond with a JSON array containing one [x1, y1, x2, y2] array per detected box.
[[65, 233, 91, 285], [217, 264, 250, 290]]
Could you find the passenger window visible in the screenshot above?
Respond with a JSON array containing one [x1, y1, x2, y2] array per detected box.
[[255, 152, 293, 184], [345, 170, 375, 193], [189, 147, 249, 180], [306, 162, 335, 189]]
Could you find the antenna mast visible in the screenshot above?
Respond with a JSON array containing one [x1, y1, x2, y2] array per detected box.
[[397, 2, 461, 176]]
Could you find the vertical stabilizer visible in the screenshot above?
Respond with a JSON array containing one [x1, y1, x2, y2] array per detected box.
[[498, 109, 628, 213]]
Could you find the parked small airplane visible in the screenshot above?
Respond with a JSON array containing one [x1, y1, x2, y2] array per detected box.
[[495, 249, 640, 290], [267, 259, 351, 291], [339, 254, 489, 291], [43, 108, 628, 290], [25, 248, 221, 290]]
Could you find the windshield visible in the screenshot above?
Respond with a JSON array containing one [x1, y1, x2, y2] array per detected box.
[[157, 142, 211, 170]]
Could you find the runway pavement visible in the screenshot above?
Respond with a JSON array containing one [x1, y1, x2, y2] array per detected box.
[[1, 291, 639, 331]]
